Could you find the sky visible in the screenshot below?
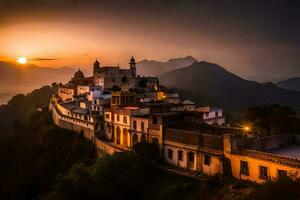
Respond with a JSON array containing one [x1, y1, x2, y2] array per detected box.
[[1, 0, 300, 81]]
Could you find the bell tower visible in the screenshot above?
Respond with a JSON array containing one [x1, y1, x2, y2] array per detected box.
[[129, 56, 136, 77], [93, 59, 100, 75]]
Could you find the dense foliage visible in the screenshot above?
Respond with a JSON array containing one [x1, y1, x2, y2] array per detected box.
[[0, 83, 58, 131]]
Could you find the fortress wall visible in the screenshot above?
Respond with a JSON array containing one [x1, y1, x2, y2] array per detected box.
[[50, 101, 121, 154], [95, 138, 121, 154]]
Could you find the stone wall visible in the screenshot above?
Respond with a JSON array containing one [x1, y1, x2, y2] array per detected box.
[[50, 101, 121, 155], [95, 138, 122, 154]]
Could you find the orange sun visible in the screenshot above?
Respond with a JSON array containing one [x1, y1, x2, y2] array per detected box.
[[17, 57, 27, 64]]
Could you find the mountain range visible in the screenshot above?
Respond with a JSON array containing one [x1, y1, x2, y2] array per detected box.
[[0, 62, 75, 87], [137, 55, 197, 76], [0, 62, 75, 104], [159, 61, 300, 114], [276, 78, 300, 91]]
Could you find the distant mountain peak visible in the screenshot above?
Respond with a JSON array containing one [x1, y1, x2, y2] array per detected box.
[[167, 55, 197, 63], [137, 55, 198, 76], [277, 77, 300, 91]]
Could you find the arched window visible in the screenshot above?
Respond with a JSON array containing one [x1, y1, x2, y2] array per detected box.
[[123, 128, 128, 146], [111, 125, 115, 141], [132, 134, 138, 145], [116, 127, 121, 144], [152, 137, 159, 144], [187, 152, 195, 170], [140, 134, 146, 142], [188, 152, 195, 162], [178, 150, 183, 161]]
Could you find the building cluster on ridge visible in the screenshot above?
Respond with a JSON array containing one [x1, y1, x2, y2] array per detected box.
[[49, 57, 300, 183]]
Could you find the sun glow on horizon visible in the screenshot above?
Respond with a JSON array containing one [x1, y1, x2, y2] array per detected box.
[[17, 57, 27, 64]]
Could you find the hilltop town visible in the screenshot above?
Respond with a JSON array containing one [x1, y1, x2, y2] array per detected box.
[[49, 57, 300, 183]]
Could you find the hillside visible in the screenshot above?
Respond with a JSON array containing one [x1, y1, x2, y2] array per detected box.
[[137, 56, 197, 76], [1, 86, 300, 199], [277, 78, 300, 91], [160, 61, 300, 112]]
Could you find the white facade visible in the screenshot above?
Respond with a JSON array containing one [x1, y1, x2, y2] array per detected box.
[[58, 87, 75, 102]]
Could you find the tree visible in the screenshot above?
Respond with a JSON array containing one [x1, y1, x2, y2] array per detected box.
[[243, 104, 300, 135]]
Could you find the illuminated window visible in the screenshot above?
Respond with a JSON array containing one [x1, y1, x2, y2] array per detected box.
[[259, 166, 268, 179], [240, 161, 249, 176], [204, 154, 211, 166]]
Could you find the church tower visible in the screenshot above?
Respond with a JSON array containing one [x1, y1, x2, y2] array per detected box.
[[129, 56, 136, 77], [93, 59, 100, 75]]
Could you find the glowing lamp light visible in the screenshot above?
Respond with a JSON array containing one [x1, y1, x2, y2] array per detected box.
[[243, 126, 251, 133], [17, 57, 27, 64]]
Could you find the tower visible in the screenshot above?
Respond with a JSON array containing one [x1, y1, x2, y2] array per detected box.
[[93, 59, 100, 75], [129, 56, 136, 77]]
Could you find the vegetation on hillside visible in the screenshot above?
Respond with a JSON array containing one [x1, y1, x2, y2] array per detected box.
[[0, 83, 58, 131]]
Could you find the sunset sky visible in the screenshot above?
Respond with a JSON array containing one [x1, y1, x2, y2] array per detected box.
[[1, 0, 300, 81]]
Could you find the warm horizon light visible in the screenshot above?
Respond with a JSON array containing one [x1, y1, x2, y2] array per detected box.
[[17, 57, 27, 64]]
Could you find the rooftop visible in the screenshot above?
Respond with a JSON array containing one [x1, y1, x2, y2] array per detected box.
[[267, 145, 300, 159], [168, 123, 238, 135]]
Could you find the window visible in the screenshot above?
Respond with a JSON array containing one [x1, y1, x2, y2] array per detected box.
[[277, 169, 287, 179], [188, 152, 195, 162], [117, 115, 120, 121], [240, 161, 249, 176], [141, 122, 145, 132], [168, 149, 173, 159], [178, 150, 183, 161], [123, 116, 127, 124], [105, 114, 110, 119], [152, 137, 159, 144], [133, 120, 137, 130], [204, 154, 211, 166], [205, 112, 209, 117], [152, 116, 158, 125], [215, 111, 219, 117], [259, 166, 268, 179]]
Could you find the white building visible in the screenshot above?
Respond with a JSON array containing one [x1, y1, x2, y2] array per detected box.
[[196, 106, 225, 125]]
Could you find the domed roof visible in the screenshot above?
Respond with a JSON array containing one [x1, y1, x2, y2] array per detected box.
[[74, 69, 84, 79]]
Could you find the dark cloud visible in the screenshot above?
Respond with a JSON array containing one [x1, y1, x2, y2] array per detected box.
[[31, 58, 58, 61]]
